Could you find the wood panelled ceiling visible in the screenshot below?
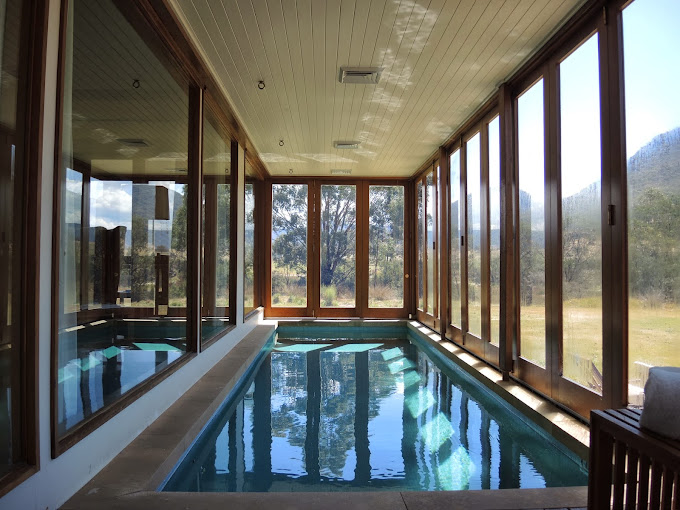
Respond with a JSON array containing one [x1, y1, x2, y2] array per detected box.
[[168, 0, 586, 177]]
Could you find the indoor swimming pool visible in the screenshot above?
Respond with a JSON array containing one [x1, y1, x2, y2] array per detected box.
[[161, 326, 587, 492]]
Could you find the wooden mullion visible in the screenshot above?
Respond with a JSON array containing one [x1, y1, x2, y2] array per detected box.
[[438, 147, 449, 338], [309, 181, 318, 317], [600, 2, 627, 409], [358, 182, 368, 317], [229, 141, 238, 324], [460, 139, 469, 341], [187, 86, 203, 352], [546, 61, 560, 398]]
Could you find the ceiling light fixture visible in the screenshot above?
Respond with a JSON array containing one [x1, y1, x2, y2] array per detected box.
[[279, 139, 284, 147], [333, 141, 360, 150], [331, 168, 351, 175], [258, 80, 265, 90], [339, 66, 383, 84]]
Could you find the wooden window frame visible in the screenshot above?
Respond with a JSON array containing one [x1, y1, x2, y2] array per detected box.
[[414, 164, 440, 331], [0, 0, 49, 496], [50, 0, 268, 456], [243, 154, 266, 321], [410, 0, 639, 419], [265, 177, 411, 319]]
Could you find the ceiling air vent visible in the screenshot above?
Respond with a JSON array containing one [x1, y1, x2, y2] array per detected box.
[[334, 141, 360, 150], [117, 138, 149, 147], [339, 66, 383, 84], [331, 168, 352, 175]]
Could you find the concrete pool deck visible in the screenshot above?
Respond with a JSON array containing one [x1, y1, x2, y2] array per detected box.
[[60, 321, 589, 510]]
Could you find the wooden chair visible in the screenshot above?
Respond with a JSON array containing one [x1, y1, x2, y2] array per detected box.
[[589, 408, 679, 509]]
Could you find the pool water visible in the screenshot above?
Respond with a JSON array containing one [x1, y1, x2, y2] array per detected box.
[[162, 327, 587, 492]]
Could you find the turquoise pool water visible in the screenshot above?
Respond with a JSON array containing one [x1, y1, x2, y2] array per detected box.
[[162, 326, 587, 492]]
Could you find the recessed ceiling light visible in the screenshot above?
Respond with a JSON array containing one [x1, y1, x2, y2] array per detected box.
[[334, 141, 360, 150], [339, 66, 383, 84]]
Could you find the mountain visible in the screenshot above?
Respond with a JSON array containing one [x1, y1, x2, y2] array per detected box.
[[628, 126, 680, 196]]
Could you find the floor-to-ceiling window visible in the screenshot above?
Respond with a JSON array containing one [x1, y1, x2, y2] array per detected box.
[[559, 34, 603, 394], [266, 180, 407, 318], [270, 183, 309, 313], [244, 160, 260, 318], [202, 107, 232, 344], [368, 185, 405, 310], [622, 0, 680, 404], [517, 78, 547, 372]]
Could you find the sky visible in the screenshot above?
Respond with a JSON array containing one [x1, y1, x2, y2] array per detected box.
[[518, 0, 680, 205]]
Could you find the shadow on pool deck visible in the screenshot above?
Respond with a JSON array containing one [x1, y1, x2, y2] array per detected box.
[[60, 322, 589, 510]]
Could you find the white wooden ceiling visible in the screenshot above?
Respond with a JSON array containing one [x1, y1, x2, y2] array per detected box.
[[168, 0, 586, 177]]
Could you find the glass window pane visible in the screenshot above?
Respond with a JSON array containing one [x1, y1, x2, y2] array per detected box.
[[560, 35, 603, 393], [623, 0, 680, 404], [0, 0, 26, 476], [320, 185, 356, 308], [450, 150, 462, 328], [517, 79, 546, 368], [426, 172, 436, 315], [417, 181, 424, 311], [244, 180, 255, 315], [368, 186, 404, 308], [489, 117, 501, 346], [466, 133, 482, 337], [272, 184, 308, 307], [202, 111, 231, 343], [57, 0, 189, 436]]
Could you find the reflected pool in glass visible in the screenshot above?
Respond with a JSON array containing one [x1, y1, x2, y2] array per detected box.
[[162, 327, 587, 492]]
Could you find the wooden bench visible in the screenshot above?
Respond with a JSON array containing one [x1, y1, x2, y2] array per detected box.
[[589, 408, 679, 509]]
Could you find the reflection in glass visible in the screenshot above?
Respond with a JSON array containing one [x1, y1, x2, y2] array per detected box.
[[0, 0, 26, 477], [271, 184, 308, 307], [320, 185, 356, 308], [417, 181, 424, 311], [560, 35, 602, 393], [450, 150, 461, 328], [244, 179, 255, 315], [202, 111, 231, 343], [164, 338, 587, 492], [368, 186, 404, 308], [517, 79, 546, 368], [467, 134, 482, 337], [489, 117, 501, 346], [623, 0, 680, 404], [426, 172, 436, 316], [56, 0, 189, 435]]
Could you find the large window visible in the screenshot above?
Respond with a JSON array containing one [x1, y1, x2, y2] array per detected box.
[[368, 186, 404, 308], [271, 184, 308, 308], [55, 0, 189, 438], [202, 109, 232, 344], [320, 185, 356, 308], [623, 0, 680, 404], [449, 150, 462, 329], [559, 34, 603, 393], [517, 79, 546, 369], [466, 133, 482, 338], [244, 162, 258, 317]]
